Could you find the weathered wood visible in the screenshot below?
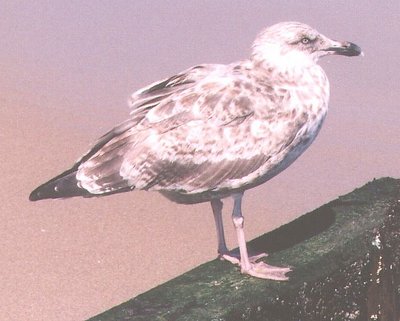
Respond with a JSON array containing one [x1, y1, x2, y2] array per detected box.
[[88, 177, 400, 321]]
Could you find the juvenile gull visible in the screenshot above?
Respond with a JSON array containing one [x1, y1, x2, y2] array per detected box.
[[30, 22, 362, 280]]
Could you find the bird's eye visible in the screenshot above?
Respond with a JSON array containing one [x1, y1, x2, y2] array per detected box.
[[301, 37, 311, 44]]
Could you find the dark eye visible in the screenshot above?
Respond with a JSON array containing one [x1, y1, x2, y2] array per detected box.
[[301, 37, 311, 44]]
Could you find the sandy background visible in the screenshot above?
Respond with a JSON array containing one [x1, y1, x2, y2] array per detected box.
[[1, 1, 399, 320]]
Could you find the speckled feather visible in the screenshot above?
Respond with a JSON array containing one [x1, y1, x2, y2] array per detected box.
[[30, 22, 361, 204], [76, 36, 330, 202]]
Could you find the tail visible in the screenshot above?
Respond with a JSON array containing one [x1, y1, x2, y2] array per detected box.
[[29, 118, 139, 202], [29, 169, 90, 201]]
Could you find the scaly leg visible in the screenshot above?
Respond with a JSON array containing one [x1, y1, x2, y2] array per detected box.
[[211, 198, 268, 266], [211, 199, 232, 260], [231, 193, 291, 280]]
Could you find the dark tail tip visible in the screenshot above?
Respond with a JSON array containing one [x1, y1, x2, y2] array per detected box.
[[29, 172, 89, 201]]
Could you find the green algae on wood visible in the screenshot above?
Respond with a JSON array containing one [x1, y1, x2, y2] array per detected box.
[[88, 177, 400, 321]]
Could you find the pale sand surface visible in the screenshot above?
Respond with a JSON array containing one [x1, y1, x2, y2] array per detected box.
[[1, 2, 399, 320]]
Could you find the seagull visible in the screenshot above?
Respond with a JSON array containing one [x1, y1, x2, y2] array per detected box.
[[29, 22, 362, 280]]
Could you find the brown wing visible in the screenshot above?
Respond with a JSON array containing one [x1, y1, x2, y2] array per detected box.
[[128, 64, 224, 114], [76, 64, 264, 193], [76, 63, 309, 195]]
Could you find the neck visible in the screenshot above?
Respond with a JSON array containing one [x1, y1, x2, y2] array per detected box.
[[251, 43, 316, 78]]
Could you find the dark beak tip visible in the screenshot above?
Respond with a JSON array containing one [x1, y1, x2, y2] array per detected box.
[[345, 42, 363, 57], [326, 41, 362, 57]]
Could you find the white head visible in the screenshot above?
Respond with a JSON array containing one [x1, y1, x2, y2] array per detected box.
[[252, 22, 362, 70]]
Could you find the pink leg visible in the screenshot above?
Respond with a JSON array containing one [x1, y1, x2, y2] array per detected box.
[[211, 199, 230, 257], [211, 199, 266, 265], [230, 193, 291, 280]]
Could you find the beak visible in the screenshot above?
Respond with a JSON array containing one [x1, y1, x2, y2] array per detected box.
[[323, 40, 363, 57]]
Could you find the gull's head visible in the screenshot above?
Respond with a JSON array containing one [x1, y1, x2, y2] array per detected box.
[[252, 22, 362, 70]]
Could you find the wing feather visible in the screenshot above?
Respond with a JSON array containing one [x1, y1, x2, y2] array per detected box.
[[76, 62, 311, 196], [129, 64, 223, 113]]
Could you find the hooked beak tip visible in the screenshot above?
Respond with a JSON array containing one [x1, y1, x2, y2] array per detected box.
[[324, 41, 362, 57]]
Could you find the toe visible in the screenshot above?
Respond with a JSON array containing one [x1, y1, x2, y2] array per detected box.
[[241, 262, 291, 281], [248, 252, 268, 263], [219, 253, 240, 265]]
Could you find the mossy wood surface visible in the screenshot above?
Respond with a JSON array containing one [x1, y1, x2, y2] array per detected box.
[[88, 177, 400, 321]]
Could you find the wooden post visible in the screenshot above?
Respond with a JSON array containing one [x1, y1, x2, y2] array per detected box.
[[88, 177, 400, 321]]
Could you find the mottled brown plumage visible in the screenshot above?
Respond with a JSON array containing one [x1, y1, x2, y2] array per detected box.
[[30, 22, 361, 280]]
